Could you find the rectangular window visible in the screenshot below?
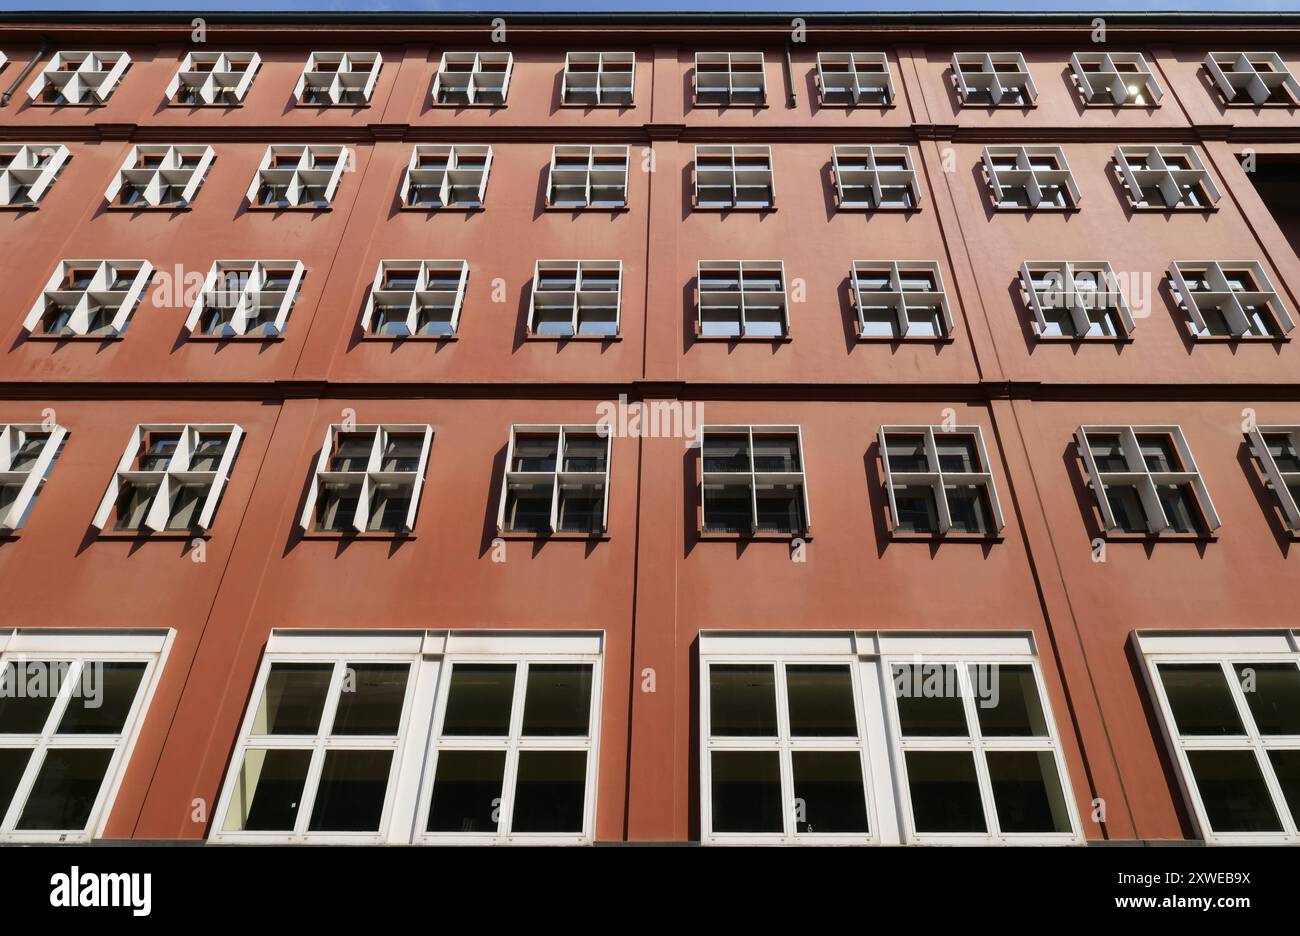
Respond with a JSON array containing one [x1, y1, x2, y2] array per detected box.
[[91, 424, 243, 534], [693, 145, 773, 209], [104, 144, 214, 210], [300, 424, 432, 535], [700, 631, 1081, 845], [851, 261, 953, 339], [23, 260, 152, 338], [246, 145, 350, 210], [0, 424, 67, 532], [1070, 52, 1162, 106], [1076, 425, 1221, 536], [167, 51, 260, 106], [546, 145, 628, 209], [210, 629, 603, 844], [1020, 260, 1135, 339], [0, 628, 170, 843], [1168, 260, 1294, 339], [694, 52, 766, 106], [1136, 630, 1300, 843], [184, 260, 305, 338], [562, 52, 635, 106], [295, 52, 381, 106], [700, 426, 809, 536], [831, 145, 920, 210], [527, 260, 622, 338], [362, 260, 468, 338], [1246, 426, 1300, 533], [696, 260, 789, 339], [0, 144, 71, 207], [983, 145, 1079, 210], [816, 52, 893, 106], [497, 426, 611, 535], [1205, 52, 1300, 106], [28, 51, 131, 105], [879, 425, 1005, 536], [1114, 145, 1219, 210], [432, 52, 513, 106], [952, 52, 1037, 106], [401, 144, 492, 210]]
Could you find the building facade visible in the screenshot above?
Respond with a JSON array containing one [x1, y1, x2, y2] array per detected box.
[[1, 11, 1299, 845]]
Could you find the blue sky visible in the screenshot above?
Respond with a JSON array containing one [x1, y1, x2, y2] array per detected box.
[[3, 1, 1300, 12]]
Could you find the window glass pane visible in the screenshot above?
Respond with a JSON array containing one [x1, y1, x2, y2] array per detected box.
[[0, 748, 32, 821], [987, 750, 1072, 834], [935, 437, 979, 472], [972, 664, 1049, 737], [15, 748, 114, 831], [752, 436, 800, 472], [0, 660, 65, 733], [252, 663, 333, 736], [946, 484, 992, 534], [1157, 484, 1202, 535], [522, 664, 593, 736], [1105, 484, 1148, 533], [893, 485, 938, 533], [307, 749, 393, 832], [709, 664, 777, 736], [1234, 664, 1300, 735], [510, 750, 587, 833], [1186, 750, 1282, 833], [442, 664, 516, 736], [893, 664, 967, 736], [702, 480, 753, 533], [330, 663, 408, 737], [710, 750, 783, 834], [904, 750, 987, 834], [754, 483, 805, 534], [791, 751, 868, 834], [221, 749, 312, 832], [702, 435, 750, 472], [886, 434, 929, 472], [427, 749, 506, 833], [1266, 750, 1300, 827], [56, 662, 146, 735], [785, 665, 857, 737], [1158, 664, 1245, 736]]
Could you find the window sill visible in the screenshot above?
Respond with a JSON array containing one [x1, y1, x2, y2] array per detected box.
[[245, 203, 333, 212], [96, 530, 211, 541], [697, 530, 810, 541], [889, 530, 1004, 543], [1102, 531, 1218, 543], [298, 531, 416, 541], [857, 331, 955, 343], [525, 332, 621, 342], [693, 331, 792, 343], [430, 101, 508, 108], [0, 204, 41, 211], [691, 98, 770, 109], [1032, 332, 1135, 344], [1128, 203, 1218, 213], [958, 101, 1039, 109], [1081, 100, 1160, 109], [835, 202, 917, 212], [398, 204, 482, 212], [187, 334, 287, 342], [294, 102, 374, 109], [165, 101, 246, 109], [359, 333, 458, 342], [496, 531, 610, 541], [691, 203, 776, 212], [1188, 333, 1289, 344], [558, 101, 634, 109], [993, 204, 1080, 213], [104, 203, 193, 212], [24, 332, 125, 342], [543, 203, 629, 213], [816, 100, 896, 109]]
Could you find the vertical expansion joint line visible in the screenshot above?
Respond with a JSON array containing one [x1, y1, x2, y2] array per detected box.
[[784, 40, 796, 108]]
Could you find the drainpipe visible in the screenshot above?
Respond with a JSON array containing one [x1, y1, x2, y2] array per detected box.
[[2, 36, 49, 107], [784, 39, 796, 108]]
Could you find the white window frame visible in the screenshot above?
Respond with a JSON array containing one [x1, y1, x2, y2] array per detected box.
[[696, 260, 789, 339], [166, 52, 261, 106], [699, 630, 1083, 846], [184, 260, 305, 338], [104, 144, 215, 209], [561, 52, 635, 106], [91, 423, 243, 533], [0, 627, 173, 844], [432, 51, 513, 106], [850, 261, 953, 340], [246, 145, 350, 210], [295, 51, 381, 106], [1075, 424, 1222, 536], [0, 423, 67, 531], [1168, 260, 1294, 339], [1205, 52, 1300, 106], [23, 259, 153, 338], [694, 52, 766, 106], [299, 424, 433, 535], [693, 145, 774, 210], [362, 260, 469, 338], [0, 144, 71, 208], [1246, 425, 1300, 533], [699, 425, 811, 536], [815, 52, 893, 107], [546, 145, 628, 209], [497, 425, 612, 536], [527, 260, 622, 338], [983, 145, 1080, 211], [879, 425, 1006, 536], [831, 145, 920, 210], [1069, 52, 1163, 106], [28, 51, 130, 105], [1135, 630, 1300, 844], [400, 144, 492, 210], [952, 52, 1037, 107], [209, 629, 603, 845], [1113, 145, 1220, 211], [1019, 260, 1136, 340]]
